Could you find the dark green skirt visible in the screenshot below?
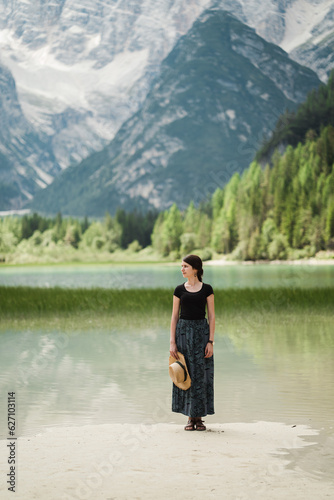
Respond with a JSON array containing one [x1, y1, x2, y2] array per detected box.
[[172, 318, 214, 418]]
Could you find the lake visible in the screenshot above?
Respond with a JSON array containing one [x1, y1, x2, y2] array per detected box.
[[0, 314, 333, 439], [0, 261, 333, 474], [1, 262, 334, 289]]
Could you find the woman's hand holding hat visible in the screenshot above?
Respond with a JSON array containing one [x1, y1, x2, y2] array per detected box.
[[170, 341, 179, 359], [169, 352, 191, 390]]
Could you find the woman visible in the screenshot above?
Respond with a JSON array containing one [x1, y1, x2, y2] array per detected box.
[[170, 254, 215, 431]]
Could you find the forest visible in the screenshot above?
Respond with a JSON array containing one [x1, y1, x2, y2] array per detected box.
[[0, 208, 159, 262], [152, 125, 334, 261]]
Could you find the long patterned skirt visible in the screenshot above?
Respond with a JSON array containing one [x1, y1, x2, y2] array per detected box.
[[172, 318, 214, 418]]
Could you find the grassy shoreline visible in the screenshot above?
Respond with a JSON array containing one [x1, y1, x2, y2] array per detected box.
[[1, 286, 334, 332], [1, 255, 334, 268], [2, 286, 333, 317]]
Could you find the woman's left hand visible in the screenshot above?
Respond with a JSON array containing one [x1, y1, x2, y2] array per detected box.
[[204, 342, 213, 358]]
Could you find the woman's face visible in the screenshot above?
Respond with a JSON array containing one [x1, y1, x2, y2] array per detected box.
[[181, 261, 196, 279]]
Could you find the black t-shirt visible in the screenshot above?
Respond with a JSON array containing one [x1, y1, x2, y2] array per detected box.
[[173, 282, 214, 320]]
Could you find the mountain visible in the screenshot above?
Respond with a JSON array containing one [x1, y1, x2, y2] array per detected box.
[[219, 0, 334, 82], [289, 3, 334, 82], [30, 10, 321, 216], [224, 0, 334, 83], [0, 0, 332, 174], [0, 0, 331, 212], [0, 63, 60, 210], [0, 0, 209, 172]]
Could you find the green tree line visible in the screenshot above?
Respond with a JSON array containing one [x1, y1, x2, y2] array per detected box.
[[0, 209, 158, 257]]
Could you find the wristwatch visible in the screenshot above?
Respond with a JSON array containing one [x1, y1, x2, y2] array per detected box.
[[208, 340, 215, 345]]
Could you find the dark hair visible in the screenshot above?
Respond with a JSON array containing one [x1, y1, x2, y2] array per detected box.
[[183, 254, 203, 282]]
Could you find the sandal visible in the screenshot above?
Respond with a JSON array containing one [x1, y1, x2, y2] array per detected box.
[[184, 418, 196, 431], [195, 418, 206, 431]]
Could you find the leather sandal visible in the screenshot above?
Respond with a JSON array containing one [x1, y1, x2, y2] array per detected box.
[[184, 418, 196, 431], [195, 418, 206, 431]]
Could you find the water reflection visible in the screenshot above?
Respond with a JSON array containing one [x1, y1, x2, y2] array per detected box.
[[1, 263, 334, 289], [0, 313, 333, 438]]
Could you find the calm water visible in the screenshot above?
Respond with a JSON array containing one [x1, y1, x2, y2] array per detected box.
[[0, 315, 333, 438], [1, 263, 333, 457], [1, 262, 334, 288]]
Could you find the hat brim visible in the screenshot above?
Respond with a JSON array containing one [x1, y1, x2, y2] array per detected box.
[[169, 352, 191, 390]]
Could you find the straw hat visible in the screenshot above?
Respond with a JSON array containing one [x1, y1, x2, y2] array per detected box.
[[169, 352, 191, 390]]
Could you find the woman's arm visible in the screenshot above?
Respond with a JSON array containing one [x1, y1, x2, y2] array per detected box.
[[205, 294, 215, 358], [170, 295, 180, 359]]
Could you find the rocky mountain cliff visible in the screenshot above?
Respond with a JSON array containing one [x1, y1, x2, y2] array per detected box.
[[30, 10, 321, 216], [289, 3, 334, 82], [0, 0, 331, 211], [226, 0, 334, 83], [0, 63, 60, 210], [0, 0, 209, 172], [0, 0, 332, 167]]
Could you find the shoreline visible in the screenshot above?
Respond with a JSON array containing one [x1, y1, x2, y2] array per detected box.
[[205, 257, 334, 266], [1, 257, 334, 268], [0, 421, 333, 499]]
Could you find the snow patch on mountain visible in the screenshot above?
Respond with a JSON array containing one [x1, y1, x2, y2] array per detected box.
[[0, 23, 149, 127], [281, 0, 333, 52]]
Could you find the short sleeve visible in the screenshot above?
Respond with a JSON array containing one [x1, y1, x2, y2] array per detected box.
[[173, 285, 182, 298], [205, 284, 214, 297]]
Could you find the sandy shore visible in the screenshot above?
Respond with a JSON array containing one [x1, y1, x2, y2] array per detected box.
[[1, 421, 333, 500]]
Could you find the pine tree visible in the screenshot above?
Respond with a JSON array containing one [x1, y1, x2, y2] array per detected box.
[[151, 212, 166, 255], [163, 204, 183, 255], [324, 197, 334, 247]]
